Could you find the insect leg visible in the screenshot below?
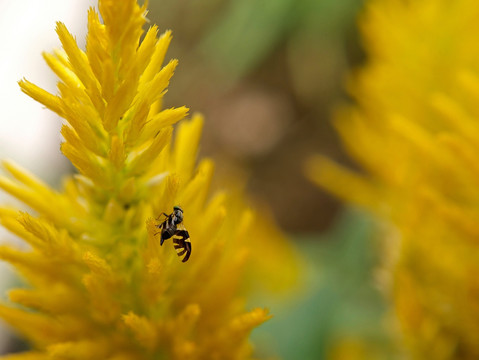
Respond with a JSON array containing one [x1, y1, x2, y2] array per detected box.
[[155, 212, 170, 221]]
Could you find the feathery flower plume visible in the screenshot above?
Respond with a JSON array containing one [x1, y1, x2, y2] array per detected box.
[[307, 0, 479, 358], [0, 1, 297, 359]]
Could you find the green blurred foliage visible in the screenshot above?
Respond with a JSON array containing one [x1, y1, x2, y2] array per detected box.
[[199, 0, 297, 82], [251, 209, 398, 359], [200, 0, 364, 84]]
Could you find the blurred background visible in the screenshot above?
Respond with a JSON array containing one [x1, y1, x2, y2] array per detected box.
[[149, 0, 364, 233], [0, 0, 399, 358]]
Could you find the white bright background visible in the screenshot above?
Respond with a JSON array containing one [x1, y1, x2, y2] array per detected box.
[[0, 0, 96, 353]]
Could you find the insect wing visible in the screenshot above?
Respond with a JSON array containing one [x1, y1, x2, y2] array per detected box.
[[159, 215, 176, 245]]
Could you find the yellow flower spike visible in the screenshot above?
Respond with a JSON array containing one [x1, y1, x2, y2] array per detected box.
[[0, 0, 299, 358], [309, 0, 479, 358]]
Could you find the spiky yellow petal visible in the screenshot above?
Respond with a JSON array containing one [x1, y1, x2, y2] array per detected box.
[[140, 30, 173, 87], [18, 79, 64, 116], [139, 106, 189, 143]]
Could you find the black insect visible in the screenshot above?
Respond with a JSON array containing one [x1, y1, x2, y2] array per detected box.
[[155, 206, 191, 262]]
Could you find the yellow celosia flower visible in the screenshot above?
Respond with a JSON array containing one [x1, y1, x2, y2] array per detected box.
[[0, 1, 297, 359], [307, 0, 479, 359]]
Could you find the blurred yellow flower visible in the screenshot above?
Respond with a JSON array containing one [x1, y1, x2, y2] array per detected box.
[[0, 1, 297, 359], [307, 0, 479, 359]]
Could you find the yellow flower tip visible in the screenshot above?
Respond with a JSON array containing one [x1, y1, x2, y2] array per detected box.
[[123, 312, 158, 350], [17, 78, 63, 116], [0, 208, 19, 221], [146, 59, 179, 100], [230, 308, 272, 335], [139, 107, 189, 145], [82, 251, 112, 278], [170, 305, 202, 340], [1, 159, 50, 194], [16, 212, 34, 233], [304, 154, 350, 194], [304, 154, 379, 211], [8, 288, 31, 306]]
